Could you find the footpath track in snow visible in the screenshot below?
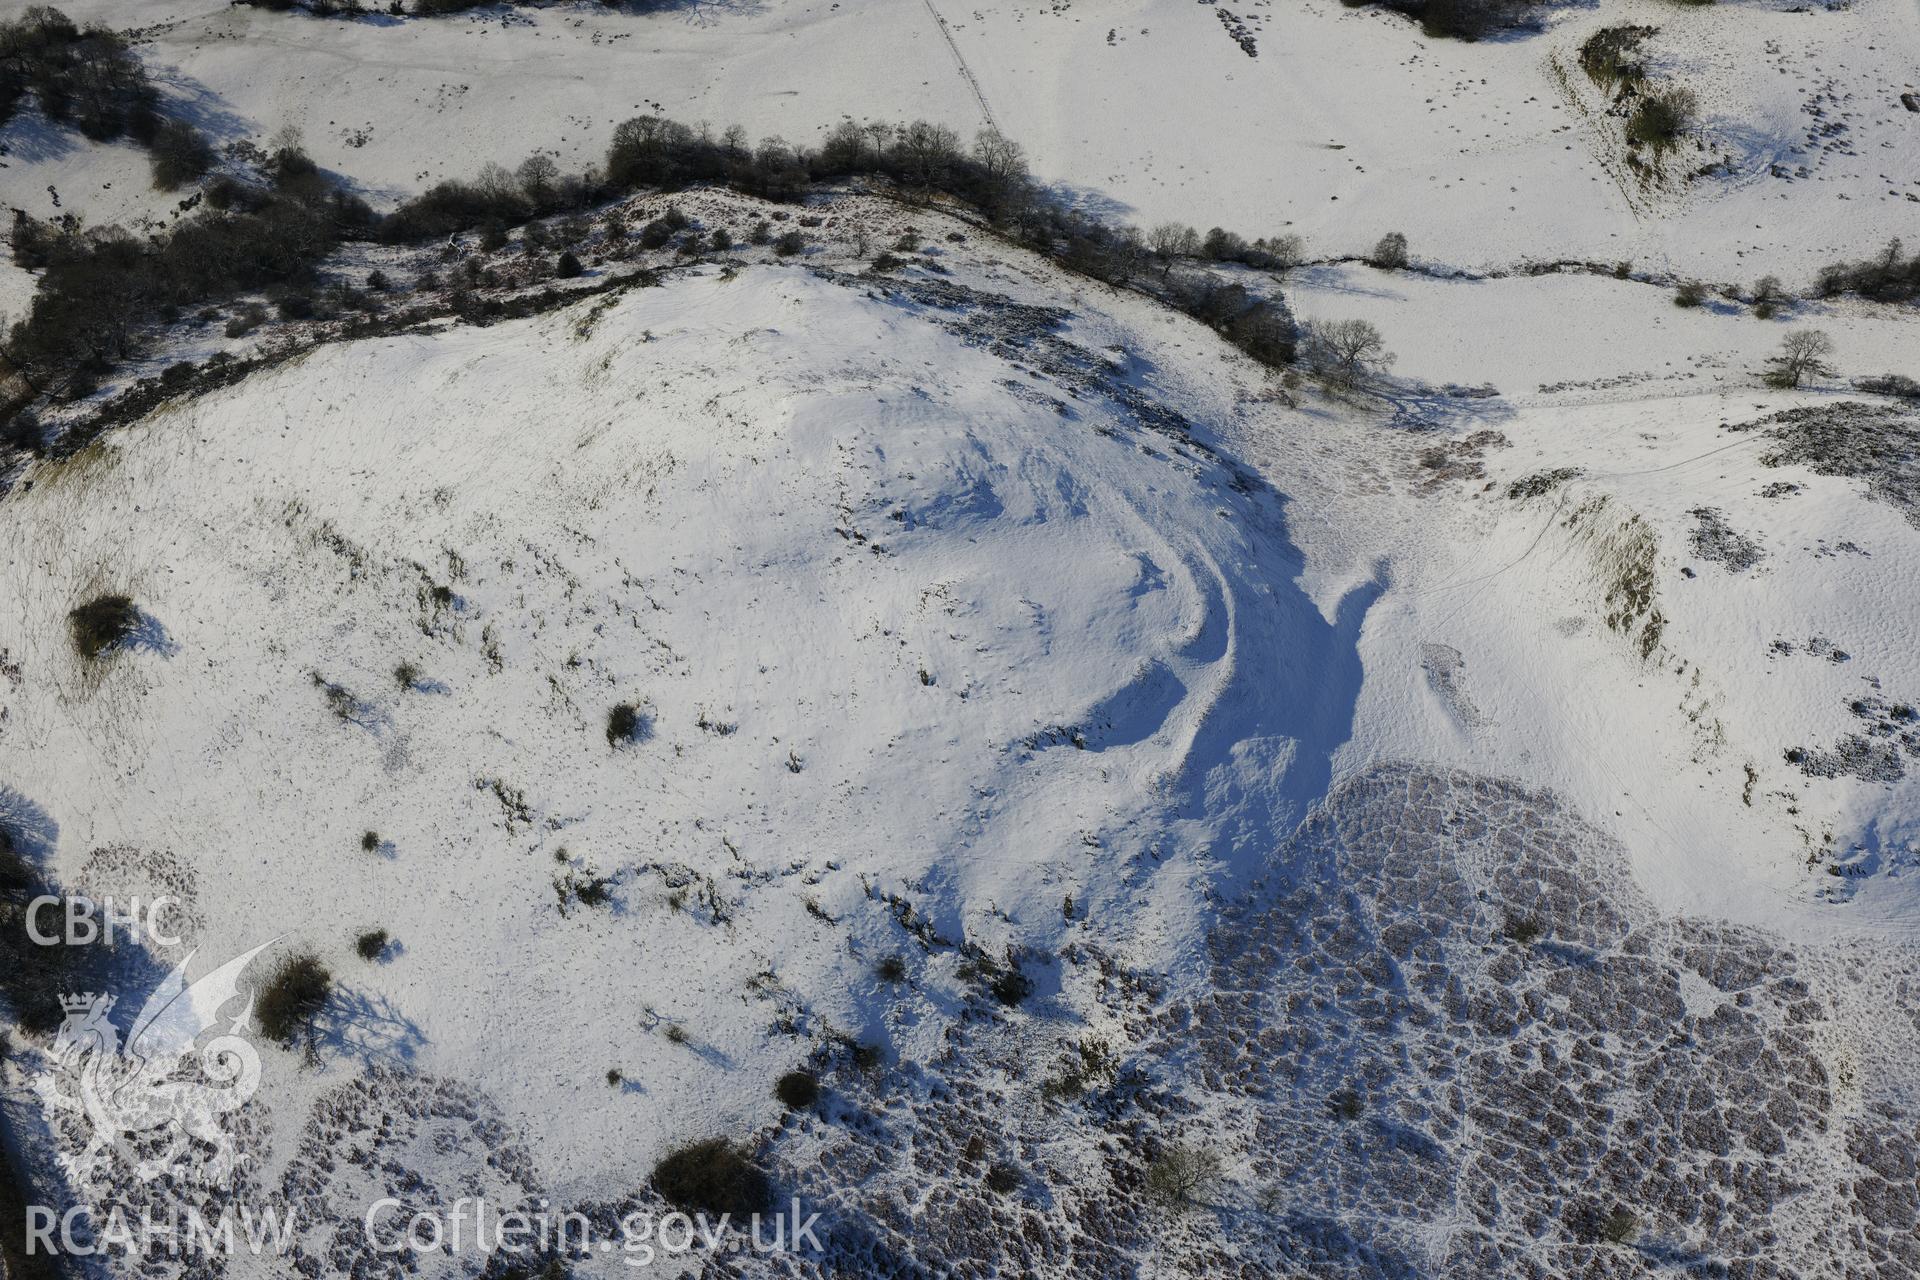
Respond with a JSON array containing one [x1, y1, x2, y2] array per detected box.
[[918, 0, 998, 132]]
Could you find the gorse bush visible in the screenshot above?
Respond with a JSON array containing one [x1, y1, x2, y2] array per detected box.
[[1857, 373, 1920, 401], [606, 702, 645, 746], [1626, 88, 1697, 152], [990, 968, 1034, 1006], [1338, 0, 1547, 42], [774, 1070, 819, 1109], [257, 952, 331, 1044], [1159, 273, 1296, 367], [1816, 238, 1919, 304], [1, 410, 44, 456], [651, 1139, 771, 1216], [1420, 0, 1536, 40], [149, 119, 215, 190], [1502, 914, 1544, 945], [1579, 26, 1653, 92], [223, 303, 268, 338], [68, 594, 139, 659], [0, 823, 114, 1034]]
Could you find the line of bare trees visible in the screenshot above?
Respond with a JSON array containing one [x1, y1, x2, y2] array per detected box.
[[5, 104, 1317, 438]]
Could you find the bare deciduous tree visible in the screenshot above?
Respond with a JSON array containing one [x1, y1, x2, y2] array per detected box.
[[1145, 1143, 1223, 1209], [972, 128, 1027, 187], [1262, 232, 1306, 271], [475, 162, 519, 204], [1303, 318, 1395, 390], [149, 119, 214, 191], [1370, 231, 1409, 270], [1766, 329, 1835, 388], [895, 120, 962, 200], [1148, 222, 1200, 273], [972, 128, 1029, 214], [516, 154, 560, 207]]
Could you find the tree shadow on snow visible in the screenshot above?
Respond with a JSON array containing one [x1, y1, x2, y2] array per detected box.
[[317, 986, 427, 1068], [0, 785, 61, 864], [1707, 115, 1804, 186], [1034, 178, 1135, 225], [1286, 263, 1410, 302], [589, 0, 770, 23], [0, 104, 86, 166], [146, 73, 253, 147], [121, 608, 181, 658], [1375, 379, 1514, 433]]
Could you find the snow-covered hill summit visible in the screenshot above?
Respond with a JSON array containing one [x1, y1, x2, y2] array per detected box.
[[1, 188, 1917, 1276]]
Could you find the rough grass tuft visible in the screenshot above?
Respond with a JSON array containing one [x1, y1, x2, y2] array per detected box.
[[990, 968, 1034, 1007], [606, 702, 646, 747]]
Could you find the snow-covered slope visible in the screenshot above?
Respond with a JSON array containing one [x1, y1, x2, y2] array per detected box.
[[1275, 260, 1920, 925], [2, 191, 1918, 1275], [0, 210, 1377, 1267], [5, 0, 1920, 1264]]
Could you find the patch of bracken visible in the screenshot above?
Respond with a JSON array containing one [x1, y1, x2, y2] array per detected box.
[[721, 765, 1918, 1280]]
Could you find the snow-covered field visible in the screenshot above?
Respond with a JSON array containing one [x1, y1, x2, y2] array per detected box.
[[12, 0, 1920, 278], [4, 0, 1920, 1276]]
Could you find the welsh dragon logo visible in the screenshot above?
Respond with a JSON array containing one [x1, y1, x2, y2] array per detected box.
[[34, 939, 279, 1189]]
